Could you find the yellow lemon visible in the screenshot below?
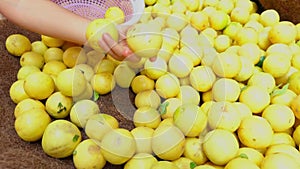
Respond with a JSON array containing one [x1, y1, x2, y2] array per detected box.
[[288, 71, 300, 94], [225, 158, 259, 169], [63, 46, 87, 68], [173, 104, 207, 137], [268, 21, 297, 44], [41, 35, 64, 48], [72, 82, 93, 102], [190, 11, 210, 31], [261, 153, 300, 169], [133, 106, 161, 129], [20, 51, 45, 69], [236, 147, 264, 166], [135, 89, 161, 109], [14, 98, 45, 118], [203, 129, 239, 166], [15, 109, 51, 142], [208, 101, 241, 132], [42, 120, 82, 158], [258, 27, 272, 50], [91, 72, 115, 95], [265, 144, 300, 166], [171, 0, 187, 14], [104, 6, 125, 24], [69, 99, 100, 128], [131, 127, 154, 154], [45, 91, 73, 119], [239, 85, 270, 114], [23, 72, 55, 100], [100, 128, 136, 165], [85, 113, 119, 141], [73, 139, 106, 169], [17, 65, 41, 80], [212, 51, 242, 78], [113, 62, 136, 88], [237, 115, 273, 149], [183, 137, 208, 165], [144, 57, 167, 80], [145, 0, 157, 6], [172, 157, 194, 169], [262, 104, 295, 132], [177, 85, 200, 105], [5, 34, 31, 56], [247, 72, 276, 94], [160, 97, 182, 119], [9, 80, 30, 103], [151, 161, 179, 169], [189, 65, 216, 92], [271, 89, 297, 106], [42, 60, 67, 76], [234, 57, 254, 82], [86, 18, 119, 53], [43, 47, 64, 63], [266, 43, 293, 60], [94, 58, 116, 74], [223, 22, 243, 40], [238, 43, 261, 65], [74, 63, 95, 82], [212, 78, 241, 102], [290, 94, 300, 119], [124, 153, 158, 169], [131, 74, 155, 94], [230, 7, 250, 24], [217, 0, 234, 14], [259, 9, 280, 27], [244, 19, 264, 32], [235, 27, 258, 45], [233, 102, 252, 121], [166, 12, 188, 32], [214, 34, 232, 52], [270, 132, 296, 147], [209, 10, 230, 31], [31, 41, 48, 56], [155, 73, 180, 99], [56, 68, 87, 97], [152, 125, 185, 161], [262, 54, 291, 78]]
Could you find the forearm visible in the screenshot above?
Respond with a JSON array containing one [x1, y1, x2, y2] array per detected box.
[[0, 0, 90, 44]]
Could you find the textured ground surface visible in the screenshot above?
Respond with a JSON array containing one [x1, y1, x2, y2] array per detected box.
[[0, 19, 136, 169]]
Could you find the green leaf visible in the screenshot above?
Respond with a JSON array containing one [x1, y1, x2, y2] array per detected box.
[[93, 91, 100, 101], [271, 83, 289, 97], [190, 162, 197, 169], [57, 102, 66, 114], [73, 134, 80, 142], [255, 56, 266, 67], [239, 153, 249, 159], [159, 102, 170, 115]]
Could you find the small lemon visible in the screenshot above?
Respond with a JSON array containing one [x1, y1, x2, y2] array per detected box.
[[265, 144, 300, 166], [247, 72, 276, 94], [31, 41, 48, 55], [223, 22, 243, 40], [42, 120, 82, 158], [239, 85, 270, 114], [244, 20, 264, 33], [160, 97, 182, 119], [151, 125, 185, 161], [5, 34, 32, 56], [42, 60, 67, 76], [144, 57, 167, 80], [258, 27, 272, 50], [73, 139, 106, 169], [212, 78, 241, 102], [113, 62, 136, 88], [91, 72, 115, 95], [70, 99, 100, 128], [238, 43, 261, 65], [14, 98, 45, 118], [263, 54, 291, 78], [100, 128, 136, 165], [203, 129, 239, 166], [45, 91, 73, 119], [209, 10, 230, 31], [155, 73, 180, 99], [234, 57, 254, 82], [189, 65, 216, 92], [23, 72, 55, 100], [131, 127, 154, 154], [124, 153, 158, 169], [74, 63, 94, 82], [85, 113, 119, 141], [270, 132, 296, 147], [43, 47, 64, 63], [225, 158, 260, 169], [235, 27, 258, 45], [20, 51, 45, 69], [236, 147, 264, 166], [72, 82, 93, 102], [56, 68, 87, 97], [261, 153, 300, 169], [17, 65, 41, 80], [233, 102, 252, 121], [177, 85, 200, 105], [166, 12, 188, 32], [268, 21, 297, 44], [41, 35, 64, 48], [15, 109, 51, 142], [212, 51, 242, 78], [94, 58, 116, 74], [135, 90, 161, 109], [183, 137, 208, 165], [217, 0, 234, 14], [271, 89, 297, 106], [62, 46, 87, 68], [104, 6, 125, 24], [237, 115, 273, 149], [214, 34, 232, 52], [190, 11, 210, 31], [259, 9, 280, 27], [133, 106, 161, 129], [172, 157, 194, 169], [131, 74, 155, 94], [230, 7, 250, 24], [266, 43, 293, 60], [9, 80, 30, 103]]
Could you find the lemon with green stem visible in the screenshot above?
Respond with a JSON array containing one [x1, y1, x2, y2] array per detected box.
[[45, 92, 73, 119]]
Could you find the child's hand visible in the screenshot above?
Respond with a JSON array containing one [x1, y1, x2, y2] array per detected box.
[[98, 25, 140, 62]]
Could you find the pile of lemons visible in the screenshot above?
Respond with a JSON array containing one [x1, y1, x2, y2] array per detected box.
[[6, 0, 300, 168]]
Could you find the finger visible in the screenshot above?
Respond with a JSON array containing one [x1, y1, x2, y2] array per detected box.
[[149, 57, 157, 62], [98, 37, 120, 59]]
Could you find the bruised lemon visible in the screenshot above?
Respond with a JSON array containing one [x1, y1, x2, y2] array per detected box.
[[14, 98, 45, 118], [5, 34, 31, 56]]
